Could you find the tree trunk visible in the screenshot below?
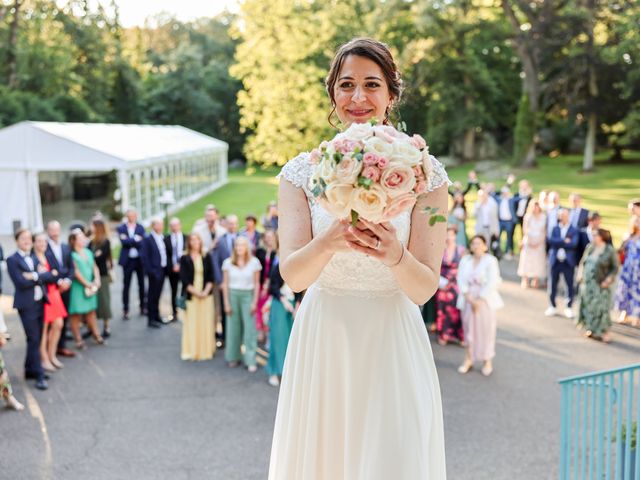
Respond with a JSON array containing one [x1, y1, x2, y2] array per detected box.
[[583, 112, 596, 172], [462, 128, 475, 163], [6, 0, 22, 88]]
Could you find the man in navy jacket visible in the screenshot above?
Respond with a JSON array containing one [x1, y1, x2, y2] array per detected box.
[[117, 209, 146, 319], [141, 218, 167, 328], [7, 229, 55, 390], [45, 220, 76, 358], [545, 209, 580, 319]]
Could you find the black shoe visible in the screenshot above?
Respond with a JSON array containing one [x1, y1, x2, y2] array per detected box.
[[147, 321, 162, 329], [102, 329, 111, 339], [35, 379, 49, 390], [26, 372, 50, 380]]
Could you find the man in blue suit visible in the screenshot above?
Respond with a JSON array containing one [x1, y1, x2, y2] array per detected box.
[[141, 218, 167, 328], [118, 209, 146, 319], [7, 229, 55, 390], [545, 209, 580, 319], [568, 193, 590, 230], [495, 186, 518, 259], [45, 220, 76, 358]]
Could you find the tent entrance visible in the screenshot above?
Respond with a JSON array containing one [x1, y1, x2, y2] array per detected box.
[[40, 171, 113, 232]]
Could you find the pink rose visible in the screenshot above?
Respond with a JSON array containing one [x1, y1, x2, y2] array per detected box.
[[372, 127, 395, 143], [309, 148, 322, 164], [363, 152, 378, 166], [373, 125, 409, 141], [412, 165, 423, 177], [381, 192, 417, 222], [422, 150, 433, 179], [414, 181, 427, 194], [362, 165, 381, 182], [379, 162, 416, 198], [377, 156, 390, 169], [410, 134, 427, 150], [320, 140, 330, 151], [334, 139, 358, 155]]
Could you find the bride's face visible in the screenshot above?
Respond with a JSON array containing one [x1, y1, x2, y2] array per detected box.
[[333, 55, 393, 127]]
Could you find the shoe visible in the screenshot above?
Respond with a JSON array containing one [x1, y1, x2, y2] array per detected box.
[[228, 361, 240, 368], [457, 362, 473, 374], [35, 379, 48, 390], [564, 308, 574, 319], [56, 348, 76, 358], [5, 395, 25, 411], [505, 253, 514, 261], [544, 307, 557, 317], [25, 372, 50, 380], [93, 335, 106, 345], [123, 312, 130, 321], [268, 375, 280, 387], [102, 329, 111, 339], [247, 365, 258, 373], [42, 363, 57, 373], [147, 321, 162, 329], [481, 364, 494, 377], [51, 358, 64, 369]]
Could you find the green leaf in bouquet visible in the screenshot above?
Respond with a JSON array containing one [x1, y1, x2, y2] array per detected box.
[[358, 177, 373, 189], [355, 152, 363, 162], [368, 118, 379, 126], [397, 121, 407, 132], [311, 184, 323, 197], [351, 209, 359, 226]]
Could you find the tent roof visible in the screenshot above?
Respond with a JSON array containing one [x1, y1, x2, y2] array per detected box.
[[0, 121, 228, 171]]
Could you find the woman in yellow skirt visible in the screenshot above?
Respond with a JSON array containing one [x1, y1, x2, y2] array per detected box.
[[179, 233, 216, 361]]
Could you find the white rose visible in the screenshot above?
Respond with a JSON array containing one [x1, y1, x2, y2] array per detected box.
[[422, 150, 433, 179], [322, 183, 355, 219], [335, 155, 362, 184], [340, 122, 374, 142], [364, 136, 394, 157], [352, 184, 387, 223], [318, 158, 337, 183], [391, 140, 422, 166]]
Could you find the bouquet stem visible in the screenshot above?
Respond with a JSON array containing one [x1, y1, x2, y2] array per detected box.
[[350, 210, 359, 227]]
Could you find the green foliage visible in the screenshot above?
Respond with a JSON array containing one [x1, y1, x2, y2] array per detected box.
[[513, 94, 535, 164]]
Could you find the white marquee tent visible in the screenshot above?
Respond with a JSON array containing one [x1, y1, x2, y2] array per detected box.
[[0, 121, 228, 235]]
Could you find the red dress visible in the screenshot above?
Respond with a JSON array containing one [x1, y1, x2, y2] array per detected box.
[[42, 259, 68, 324]]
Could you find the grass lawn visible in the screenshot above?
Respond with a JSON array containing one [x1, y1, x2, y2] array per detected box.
[[174, 151, 639, 246], [175, 167, 280, 232]]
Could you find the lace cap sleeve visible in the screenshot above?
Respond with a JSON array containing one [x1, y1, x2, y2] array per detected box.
[[277, 152, 314, 199], [427, 155, 452, 192]]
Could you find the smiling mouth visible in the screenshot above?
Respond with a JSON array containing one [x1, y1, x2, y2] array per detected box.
[[347, 109, 374, 117]]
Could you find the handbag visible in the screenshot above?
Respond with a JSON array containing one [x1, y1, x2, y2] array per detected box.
[[176, 295, 187, 310], [84, 285, 98, 298]]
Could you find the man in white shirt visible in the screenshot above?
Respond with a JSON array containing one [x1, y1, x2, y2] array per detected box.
[[474, 189, 499, 249], [546, 191, 561, 238], [141, 219, 167, 328], [165, 218, 187, 322], [568, 193, 590, 230]]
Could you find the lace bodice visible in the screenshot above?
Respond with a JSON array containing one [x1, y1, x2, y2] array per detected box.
[[278, 152, 450, 297]]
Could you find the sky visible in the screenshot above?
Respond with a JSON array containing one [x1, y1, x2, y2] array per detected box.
[[66, 0, 240, 27]]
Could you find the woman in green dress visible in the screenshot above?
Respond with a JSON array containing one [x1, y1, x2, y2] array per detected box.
[[68, 229, 104, 349], [577, 229, 618, 343]]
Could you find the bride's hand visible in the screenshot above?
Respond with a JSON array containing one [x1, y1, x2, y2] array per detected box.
[[347, 219, 404, 266], [318, 219, 355, 254]]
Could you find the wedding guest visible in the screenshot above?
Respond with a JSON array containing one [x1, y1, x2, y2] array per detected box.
[[7, 228, 53, 390], [513, 180, 533, 236], [448, 193, 468, 247], [577, 212, 604, 261], [193, 204, 226, 252], [546, 191, 561, 238], [220, 214, 240, 255], [576, 229, 618, 343], [517, 201, 547, 288], [265, 257, 295, 387], [261, 201, 279, 231], [457, 235, 503, 377], [0, 326, 24, 411], [90, 219, 113, 338], [240, 214, 261, 254], [117, 208, 146, 320], [68, 230, 104, 349], [33, 232, 66, 371], [448, 170, 480, 206], [546, 209, 580, 319], [165, 217, 187, 322], [256, 229, 278, 343], [614, 220, 640, 325], [45, 220, 76, 359], [496, 186, 517, 259], [179, 233, 216, 361], [568, 193, 590, 230], [473, 189, 499, 250], [435, 227, 465, 346], [222, 237, 262, 372], [141, 219, 167, 329]]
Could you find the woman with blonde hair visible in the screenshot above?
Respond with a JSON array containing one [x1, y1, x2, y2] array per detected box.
[[517, 200, 547, 288], [179, 233, 216, 360], [222, 236, 262, 372]]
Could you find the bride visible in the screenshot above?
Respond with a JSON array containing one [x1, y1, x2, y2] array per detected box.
[[269, 37, 449, 480]]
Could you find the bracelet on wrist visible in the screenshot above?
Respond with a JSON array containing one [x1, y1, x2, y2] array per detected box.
[[386, 244, 405, 268]]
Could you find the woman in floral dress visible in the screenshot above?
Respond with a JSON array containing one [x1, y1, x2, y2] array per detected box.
[[435, 227, 466, 345], [614, 220, 640, 325]]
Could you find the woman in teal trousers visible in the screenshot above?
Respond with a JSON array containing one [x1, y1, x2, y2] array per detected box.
[[222, 237, 262, 372]]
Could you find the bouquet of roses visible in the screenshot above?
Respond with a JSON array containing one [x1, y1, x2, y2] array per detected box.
[[308, 121, 446, 225]]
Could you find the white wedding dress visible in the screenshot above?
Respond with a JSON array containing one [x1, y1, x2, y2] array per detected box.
[[268, 153, 449, 480]]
